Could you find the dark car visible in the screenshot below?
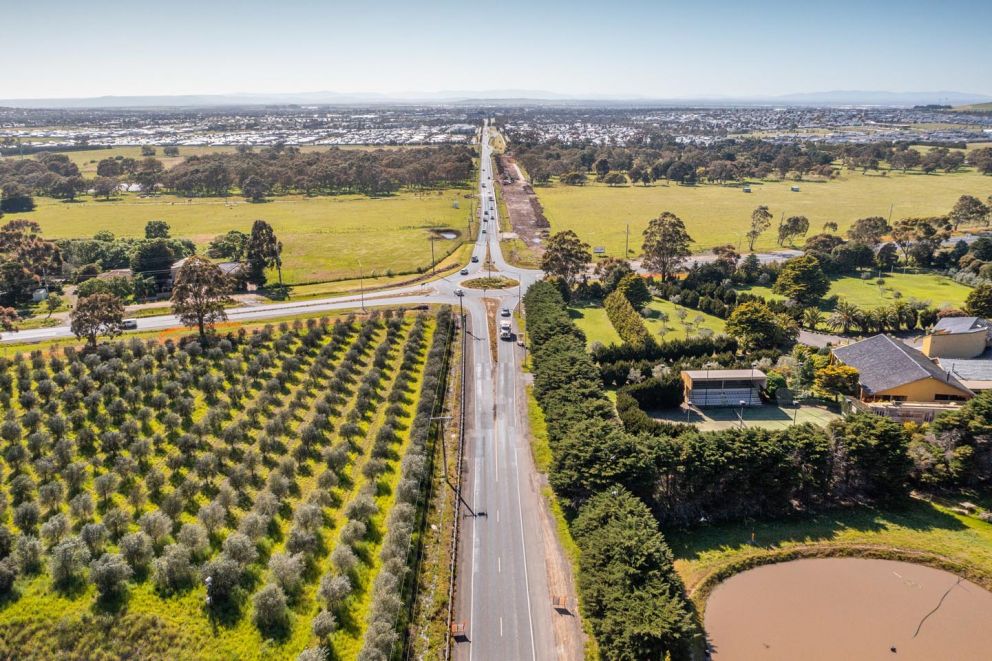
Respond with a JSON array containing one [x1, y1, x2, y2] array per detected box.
[[122, 320, 138, 330], [471, 256, 479, 263]]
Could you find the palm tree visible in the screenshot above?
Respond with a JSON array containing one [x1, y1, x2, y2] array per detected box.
[[828, 301, 860, 334], [802, 307, 823, 331]]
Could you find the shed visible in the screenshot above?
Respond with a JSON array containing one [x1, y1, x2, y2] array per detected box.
[[681, 369, 766, 407]]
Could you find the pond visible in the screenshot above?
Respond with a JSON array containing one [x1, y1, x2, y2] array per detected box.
[[704, 558, 992, 660]]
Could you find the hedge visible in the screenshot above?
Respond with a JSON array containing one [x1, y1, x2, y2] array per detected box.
[[603, 290, 653, 347], [524, 281, 699, 660]]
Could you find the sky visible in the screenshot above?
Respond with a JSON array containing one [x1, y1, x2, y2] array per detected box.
[[2, 0, 991, 100]]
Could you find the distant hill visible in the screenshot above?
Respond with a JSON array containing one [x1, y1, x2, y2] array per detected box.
[[1, 89, 991, 110]]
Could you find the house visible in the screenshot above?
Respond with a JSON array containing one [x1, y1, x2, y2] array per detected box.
[[922, 316, 991, 359], [681, 369, 766, 407], [833, 334, 974, 422], [938, 356, 992, 393]]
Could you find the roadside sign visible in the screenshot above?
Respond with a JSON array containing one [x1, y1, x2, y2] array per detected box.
[[593, 246, 606, 255]]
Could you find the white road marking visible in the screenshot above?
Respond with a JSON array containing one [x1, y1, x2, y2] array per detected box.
[[498, 556, 501, 573]]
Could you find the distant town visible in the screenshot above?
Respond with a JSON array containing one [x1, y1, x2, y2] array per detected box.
[[2, 104, 991, 153]]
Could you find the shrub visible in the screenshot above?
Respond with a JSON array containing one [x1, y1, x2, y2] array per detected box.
[[152, 544, 196, 594], [252, 583, 289, 633], [604, 291, 653, 346], [89, 552, 133, 600], [50, 536, 91, 588], [318, 573, 352, 609], [120, 532, 154, 572]]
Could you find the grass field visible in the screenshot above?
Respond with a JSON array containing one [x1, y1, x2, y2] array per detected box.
[[536, 168, 992, 257], [829, 271, 972, 309], [569, 297, 725, 347], [25, 191, 473, 284], [643, 298, 726, 341], [669, 499, 992, 610], [568, 305, 622, 347], [737, 271, 972, 310], [0, 311, 449, 658]]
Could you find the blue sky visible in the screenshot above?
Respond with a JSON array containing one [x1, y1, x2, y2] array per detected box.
[[2, 0, 990, 99]]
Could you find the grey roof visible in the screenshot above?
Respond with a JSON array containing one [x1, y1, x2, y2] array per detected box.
[[939, 356, 992, 383], [833, 334, 973, 396], [683, 369, 766, 381], [932, 316, 989, 335]]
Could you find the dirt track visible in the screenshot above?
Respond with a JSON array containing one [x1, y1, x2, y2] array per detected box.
[[496, 155, 548, 258]]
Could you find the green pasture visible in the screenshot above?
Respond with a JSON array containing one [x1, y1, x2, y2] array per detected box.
[[536, 168, 992, 257], [26, 191, 473, 284], [829, 271, 972, 309], [643, 298, 725, 341], [568, 305, 622, 347]]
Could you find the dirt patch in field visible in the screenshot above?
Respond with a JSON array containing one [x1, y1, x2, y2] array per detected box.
[[496, 155, 548, 257]]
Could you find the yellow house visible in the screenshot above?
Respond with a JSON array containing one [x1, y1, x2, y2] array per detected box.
[[921, 317, 990, 359], [832, 334, 974, 404]]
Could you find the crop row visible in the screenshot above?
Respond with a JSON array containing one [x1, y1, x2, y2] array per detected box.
[[0, 309, 449, 658]]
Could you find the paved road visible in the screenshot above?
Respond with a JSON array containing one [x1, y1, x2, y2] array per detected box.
[[451, 124, 568, 661], [1, 123, 579, 660]]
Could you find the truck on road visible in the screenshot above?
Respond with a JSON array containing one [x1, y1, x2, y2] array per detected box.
[[499, 320, 512, 340]]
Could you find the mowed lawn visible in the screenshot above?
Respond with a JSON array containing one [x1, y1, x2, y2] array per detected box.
[[569, 297, 725, 347], [537, 168, 992, 256], [569, 305, 622, 347], [644, 298, 726, 341], [26, 191, 472, 283], [737, 272, 971, 310], [830, 271, 973, 309]]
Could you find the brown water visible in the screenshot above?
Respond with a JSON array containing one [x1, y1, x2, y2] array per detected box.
[[704, 558, 992, 660]]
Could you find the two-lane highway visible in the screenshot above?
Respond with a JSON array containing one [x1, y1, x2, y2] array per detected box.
[[452, 123, 561, 661]]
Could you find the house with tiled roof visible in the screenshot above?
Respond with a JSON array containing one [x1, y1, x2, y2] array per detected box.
[[832, 334, 974, 422]]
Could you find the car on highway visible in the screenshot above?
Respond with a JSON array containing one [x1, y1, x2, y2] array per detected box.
[[460, 268, 469, 275], [122, 320, 138, 330], [482, 228, 486, 234], [454, 288, 464, 297], [471, 255, 479, 262], [500, 307, 510, 317]]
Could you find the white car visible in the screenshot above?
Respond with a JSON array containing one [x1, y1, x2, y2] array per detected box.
[[500, 308, 511, 317]]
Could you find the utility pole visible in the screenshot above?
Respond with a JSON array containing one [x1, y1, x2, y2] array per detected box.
[[358, 258, 365, 312], [430, 236, 436, 275], [625, 223, 629, 257]]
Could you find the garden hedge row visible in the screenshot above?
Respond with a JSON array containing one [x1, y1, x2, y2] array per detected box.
[[603, 290, 653, 347], [525, 281, 698, 660]]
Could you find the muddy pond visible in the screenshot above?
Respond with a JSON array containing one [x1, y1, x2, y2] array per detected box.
[[704, 557, 992, 660]]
